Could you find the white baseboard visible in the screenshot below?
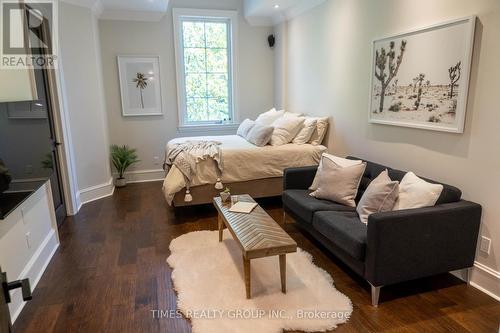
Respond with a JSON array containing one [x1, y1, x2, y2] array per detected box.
[[116, 168, 166, 184], [469, 261, 500, 302], [10, 230, 60, 323], [77, 177, 115, 207]]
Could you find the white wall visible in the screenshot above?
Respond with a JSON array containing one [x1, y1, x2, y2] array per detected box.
[[58, 2, 112, 202], [282, 0, 500, 298], [99, 0, 275, 178], [273, 22, 287, 110]]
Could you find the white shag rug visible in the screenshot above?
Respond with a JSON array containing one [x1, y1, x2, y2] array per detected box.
[[167, 230, 352, 333]]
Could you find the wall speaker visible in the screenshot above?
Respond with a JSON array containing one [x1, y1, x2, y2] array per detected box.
[[268, 34, 275, 48]]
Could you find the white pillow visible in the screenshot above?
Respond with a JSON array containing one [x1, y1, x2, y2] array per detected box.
[[356, 170, 399, 224], [292, 117, 317, 144], [308, 117, 329, 145], [237, 119, 255, 138], [393, 172, 443, 210], [310, 154, 362, 191], [284, 111, 303, 117], [310, 157, 367, 207], [255, 108, 285, 126], [245, 123, 274, 147], [269, 116, 305, 146]]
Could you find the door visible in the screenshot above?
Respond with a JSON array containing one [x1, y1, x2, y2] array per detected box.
[[30, 6, 67, 227], [41, 68, 67, 227]]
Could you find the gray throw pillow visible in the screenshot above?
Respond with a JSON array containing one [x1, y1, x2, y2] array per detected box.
[[245, 123, 274, 147], [237, 119, 255, 138], [310, 157, 366, 207], [356, 169, 399, 224]]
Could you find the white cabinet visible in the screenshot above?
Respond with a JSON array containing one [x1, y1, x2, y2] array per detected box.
[[0, 181, 59, 322]]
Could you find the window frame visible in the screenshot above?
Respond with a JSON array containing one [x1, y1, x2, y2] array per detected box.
[[173, 8, 239, 128]]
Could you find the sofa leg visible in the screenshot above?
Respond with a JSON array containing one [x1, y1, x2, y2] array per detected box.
[[465, 267, 473, 285], [370, 284, 381, 307], [282, 210, 286, 224]]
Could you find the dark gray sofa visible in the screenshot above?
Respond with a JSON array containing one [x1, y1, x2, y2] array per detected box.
[[282, 156, 482, 306]]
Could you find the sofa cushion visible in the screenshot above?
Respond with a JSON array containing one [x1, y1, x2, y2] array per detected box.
[[282, 189, 355, 224], [313, 211, 368, 261]]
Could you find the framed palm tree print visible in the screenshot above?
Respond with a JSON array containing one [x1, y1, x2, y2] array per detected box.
[[117, 55, 163, 116]]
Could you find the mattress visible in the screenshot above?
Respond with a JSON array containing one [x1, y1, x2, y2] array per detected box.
[[162, 135, 326, 204]]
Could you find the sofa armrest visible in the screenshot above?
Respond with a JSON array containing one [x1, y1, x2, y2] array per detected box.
[[365, 200, 482, 286], [283, 166, 318, 190]]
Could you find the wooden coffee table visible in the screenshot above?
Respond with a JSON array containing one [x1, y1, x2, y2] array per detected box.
[[213, 194, 297, 299]]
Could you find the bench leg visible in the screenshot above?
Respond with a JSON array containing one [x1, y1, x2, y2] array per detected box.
[[218, 214, 223, 242], [279, 254, 286, 293], [243, 255, 251, 299]]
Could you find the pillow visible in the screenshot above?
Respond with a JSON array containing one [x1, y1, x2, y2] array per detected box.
[[310, 154, 363, 191], [292, 117, 317, 144], [269, 116, 305, 146], [310, 157, 367, 207], [255, 108, 285, 126], [245, 123, 274, 147], [356, 170, 399, 224], [308, 117, 329, 145], [237, 119, 255, 138], [393, 172, 444, 210], [284, 111, 303, 117]]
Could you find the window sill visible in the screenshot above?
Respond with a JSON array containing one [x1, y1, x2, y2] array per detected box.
[[177, 123, 240, 135]]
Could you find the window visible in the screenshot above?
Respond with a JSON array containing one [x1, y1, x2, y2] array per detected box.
[[173, 9, 238, 127]]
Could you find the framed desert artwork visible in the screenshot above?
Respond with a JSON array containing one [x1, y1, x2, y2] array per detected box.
[[369, 16, 476, 133], [117, 55, 163, 116]]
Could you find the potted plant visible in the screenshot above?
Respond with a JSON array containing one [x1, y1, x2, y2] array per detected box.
[[111, 145, 140, 188], [220, 187, 231, 202]]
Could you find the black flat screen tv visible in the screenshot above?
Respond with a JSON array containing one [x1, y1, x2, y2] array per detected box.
[[0, 69, 53, 219]]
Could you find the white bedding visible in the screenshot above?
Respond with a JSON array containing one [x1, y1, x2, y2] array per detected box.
[[162, 135, 327, 204]]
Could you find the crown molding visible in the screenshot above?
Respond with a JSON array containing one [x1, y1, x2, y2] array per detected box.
[[99, 9, 166, 22]]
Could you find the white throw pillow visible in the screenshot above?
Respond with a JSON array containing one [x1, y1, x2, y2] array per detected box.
[[310, 154, 363, 191], [310, 157, 367, 207], [237, 119, 255, 138], [245, 123, 274, 147], [356, 170, 399, 224], [393, 172, 444, 210], [308, 117, 329, 145], [269, 116, 305, 146], [292, 117, 318, 144], [284, 111, 303, 117], [255, 108, 285, 126]]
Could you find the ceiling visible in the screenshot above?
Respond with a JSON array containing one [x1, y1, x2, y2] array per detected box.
[[61, 0, 325, 24], [244, 0, 326, 26]]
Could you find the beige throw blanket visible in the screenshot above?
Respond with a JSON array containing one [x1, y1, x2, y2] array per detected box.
[[164, 140, 223, 202]]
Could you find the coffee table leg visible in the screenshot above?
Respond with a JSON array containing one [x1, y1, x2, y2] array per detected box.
[[218, 214, 223, 242], [243, 255, 251, 299], [279, 254, 286, 293]]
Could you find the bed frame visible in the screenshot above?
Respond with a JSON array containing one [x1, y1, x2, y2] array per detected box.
[[172, 177, 283, 207]]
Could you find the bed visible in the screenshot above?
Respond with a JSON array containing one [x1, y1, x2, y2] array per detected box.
[[162, 135, 327, 206]]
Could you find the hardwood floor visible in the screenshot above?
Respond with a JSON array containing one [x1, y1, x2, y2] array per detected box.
[[13, 182, 500, 333]]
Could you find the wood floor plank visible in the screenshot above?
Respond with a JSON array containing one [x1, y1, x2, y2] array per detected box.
[[11, 182, 500, 333]]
